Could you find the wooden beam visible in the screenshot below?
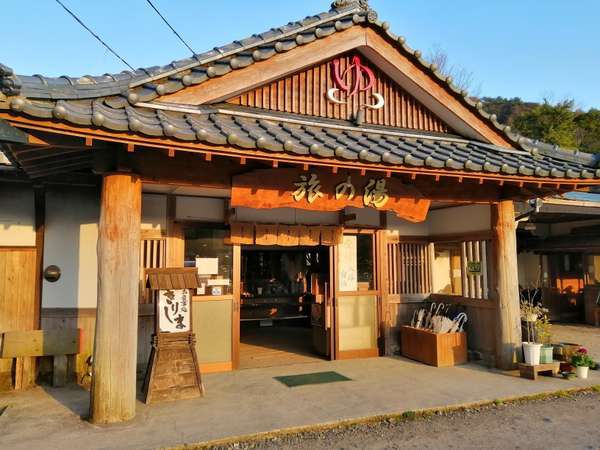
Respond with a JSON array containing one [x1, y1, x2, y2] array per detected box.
[[127, 143, 135, 153], [166, 195, 184, 267], [91, 173, 141, 424], [205, 152, 212, 162], [492, 200, 522, 370], [34, 186, 45, 330]]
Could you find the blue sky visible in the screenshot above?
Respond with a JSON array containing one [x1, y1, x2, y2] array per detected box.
[[2, 0, 599, 109]]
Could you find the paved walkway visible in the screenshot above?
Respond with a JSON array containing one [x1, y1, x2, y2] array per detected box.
[[1, 357, 598, 450], [552, 323, 600, 358]]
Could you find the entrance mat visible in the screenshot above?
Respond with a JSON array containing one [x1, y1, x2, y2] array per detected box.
[[274, 371, 351, 387]]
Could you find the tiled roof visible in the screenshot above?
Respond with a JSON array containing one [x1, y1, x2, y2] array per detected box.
[[1, 0, 598, 180]]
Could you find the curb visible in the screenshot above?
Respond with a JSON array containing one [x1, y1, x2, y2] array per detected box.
[[171, 384, 600, 449]]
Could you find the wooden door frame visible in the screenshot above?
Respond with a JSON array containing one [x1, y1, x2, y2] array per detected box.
[[232, 243, 241, 369], [333, 228, 381, 360]]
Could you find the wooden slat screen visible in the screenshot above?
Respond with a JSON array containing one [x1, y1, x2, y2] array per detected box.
[[227, 51, 451, 133], [387, 242, 432, 295], [139, 238, 166, 304], [460, 239, 490, 300]]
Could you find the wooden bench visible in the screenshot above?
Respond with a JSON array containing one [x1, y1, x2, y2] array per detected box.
[[0, 329, 81, 387], [518, 362, 560, 380]]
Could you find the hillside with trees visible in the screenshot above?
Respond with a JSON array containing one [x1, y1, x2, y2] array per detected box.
[[426, 48, 600, 153], [481, 98, 600, 153]]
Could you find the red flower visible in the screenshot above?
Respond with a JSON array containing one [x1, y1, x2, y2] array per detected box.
[[578, 347, 588, 354]]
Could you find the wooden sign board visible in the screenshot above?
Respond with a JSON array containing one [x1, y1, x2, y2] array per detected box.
[[143, 268, 204, 404], [467, 261, 482, 276], [157, 289, 191, 333], [0, 329, 81, 358], [231, 168, 430, 223]]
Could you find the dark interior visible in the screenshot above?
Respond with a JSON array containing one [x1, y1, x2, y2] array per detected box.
[[239, 245, 330, 368]]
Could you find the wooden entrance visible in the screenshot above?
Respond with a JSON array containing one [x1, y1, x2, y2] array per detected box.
[[333, 230, 381, 360], [0, 247, 37, 390]]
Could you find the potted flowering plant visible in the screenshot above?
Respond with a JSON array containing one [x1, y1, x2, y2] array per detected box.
[[520, 289, 547, 365], [571, 347, 594, 379]]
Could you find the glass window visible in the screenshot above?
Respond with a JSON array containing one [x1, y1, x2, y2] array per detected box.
[[338, 234, 374, 292], [184, 227, 233, 296], [432, 243, 463, 296]]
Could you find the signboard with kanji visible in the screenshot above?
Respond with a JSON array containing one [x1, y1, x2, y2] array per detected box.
[[157, 288, 191, 333], [467, 261, 482, 276], [143, 268, 204, 404], [231, 168, 430, 223]]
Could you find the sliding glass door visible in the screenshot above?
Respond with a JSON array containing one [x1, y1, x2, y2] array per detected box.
[[334, 231, 380, 359], [184, 226, 240, 372]]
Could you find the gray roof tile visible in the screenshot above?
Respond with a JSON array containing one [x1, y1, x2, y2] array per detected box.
[[1, 0, 598, 179]]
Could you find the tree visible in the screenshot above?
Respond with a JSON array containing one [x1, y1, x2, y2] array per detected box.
[[426, 45, 481, 97], [575, 109, 600, 153], [512, 99, 578, 149], [480, 97, 537, 125]]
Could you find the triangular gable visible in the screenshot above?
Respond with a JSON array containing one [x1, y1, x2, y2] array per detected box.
[[225, 51, 452, 134], [157, 25, 511, 146]]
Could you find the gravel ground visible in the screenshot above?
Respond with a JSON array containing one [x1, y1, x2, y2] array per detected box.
[[207, 390, 600, 450]]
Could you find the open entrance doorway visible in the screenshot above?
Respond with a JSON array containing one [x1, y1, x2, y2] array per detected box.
[[239, 245, 331, 369]]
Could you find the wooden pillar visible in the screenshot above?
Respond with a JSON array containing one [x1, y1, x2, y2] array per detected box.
[[166, 194, 184, 267], [90, 173, 141, 424], [492, 200, 522, 370]]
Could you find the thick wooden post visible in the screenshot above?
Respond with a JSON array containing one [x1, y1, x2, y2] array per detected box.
[[492, 200, 522, 370], [91, 173, 141, 423]]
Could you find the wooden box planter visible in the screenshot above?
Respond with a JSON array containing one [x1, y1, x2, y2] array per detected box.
[[400, 326, 467, 367]]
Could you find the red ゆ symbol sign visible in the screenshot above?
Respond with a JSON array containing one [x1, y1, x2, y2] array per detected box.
[[327, 55, 384, 109]]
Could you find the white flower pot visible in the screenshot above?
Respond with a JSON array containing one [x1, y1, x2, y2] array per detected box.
[[576, 366, 589, 379], [523, 342, 543, 365]]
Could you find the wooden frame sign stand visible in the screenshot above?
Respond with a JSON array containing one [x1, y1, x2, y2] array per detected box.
[[143, 268, 205, 404]]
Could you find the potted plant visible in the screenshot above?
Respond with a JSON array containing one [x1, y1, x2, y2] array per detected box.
[[571, 347, 594, 379], [535, 314, 553, 364], [520, 291, 547, 365]]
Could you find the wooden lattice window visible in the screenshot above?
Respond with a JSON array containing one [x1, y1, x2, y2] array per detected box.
[[139, 236, 166, 304], [387, 241, 433, 295], [432, 239, 491, 299], [460, 240, 490, 300]]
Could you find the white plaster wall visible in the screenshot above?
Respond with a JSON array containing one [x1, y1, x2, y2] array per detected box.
[[0, 183, 35, 246], [548, 219, 600, 236], [428, 204, 491, 235], [344, 206, 380, 228], [432, 250, 452, 293], [42, 187, 99, 309], [385, 211, 429, 235], [518, 251, 541, 288], [142, 194, 167, 231], [234, 207, 339, 225], [177, 196, 225, 222]]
